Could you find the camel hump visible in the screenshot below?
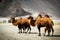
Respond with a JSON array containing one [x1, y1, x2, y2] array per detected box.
[[45, 15, 50, 18], [38, 14, 42, 18], [36, 14, 42, 20]]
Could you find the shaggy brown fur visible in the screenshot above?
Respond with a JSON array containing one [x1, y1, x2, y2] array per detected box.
[[28, 15, 36, 26], [10, 17, 31, 33], [35, 14, 54, 36], [43, 15, 54, 36], [28, 14, 54, 36]]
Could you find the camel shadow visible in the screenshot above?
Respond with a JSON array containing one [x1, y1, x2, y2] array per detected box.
[[46, 35, 60, 37], [52, 35, 60, 37], [29, 32, 60, 37], [29, 32, 38, 34]]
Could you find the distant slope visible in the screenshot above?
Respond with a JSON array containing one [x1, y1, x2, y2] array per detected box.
[[0, 0, 60, 19], [0, 0, 32, 17], [20, 0, 60, 18]]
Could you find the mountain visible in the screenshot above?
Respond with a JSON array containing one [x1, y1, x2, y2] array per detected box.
[[0, 0, 32, 17], [20, 0, 60, 19], [0, 0, 60, 19]]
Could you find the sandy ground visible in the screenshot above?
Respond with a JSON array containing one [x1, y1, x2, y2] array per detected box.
[[0, 23, 60, 40]]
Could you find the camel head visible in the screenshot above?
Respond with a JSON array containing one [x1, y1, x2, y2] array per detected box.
[[28, 15, 33, 20], [9, 16, 16, 23]]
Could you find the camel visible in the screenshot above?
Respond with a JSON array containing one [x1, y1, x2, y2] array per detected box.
[[9, 16, 31, 33], [28, 15, 36, 26], [41, 15, 54, 36], [28, 14, 54, 36]]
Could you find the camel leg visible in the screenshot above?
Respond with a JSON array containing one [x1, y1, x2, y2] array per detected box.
[[27, 28, 29, 33], [29, 26, 31, 33], [37, 25, 41, 36], [23, 26, 26, 33], [21, 28, 22, 33], [47, 29, 51, 36], [27, 26, 31, 33], [18, 24, 22, 33], [51, 26, 54, 36], [44, 27, 47, 36], [18, 28, 22, 33], [18, 29, 20, 33]]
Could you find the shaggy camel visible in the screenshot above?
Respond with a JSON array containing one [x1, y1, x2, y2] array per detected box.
[[28, 14, 54, 36], [28, 15, 36, 26], [9, 17, 31, 33], [41, 15, 54, 36]]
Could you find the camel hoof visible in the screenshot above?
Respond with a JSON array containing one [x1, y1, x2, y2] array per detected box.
[[18, 32, 20, 34], [38, 34, 41, 36], [44, 34, 45, 36], [29, 32, 31, 34], [51, 35, 53, 36], [25, 32, 27, 33], [47, 35, 49, 36], [21, 32, 22, 33]]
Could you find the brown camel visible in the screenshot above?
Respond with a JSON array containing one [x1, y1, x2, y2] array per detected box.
[[35, 14, 54, 36], [28, 15, 36, 26], [40, 15, 54, 36], [28, 14, 54, 36], [9, 16, 31, 33]]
